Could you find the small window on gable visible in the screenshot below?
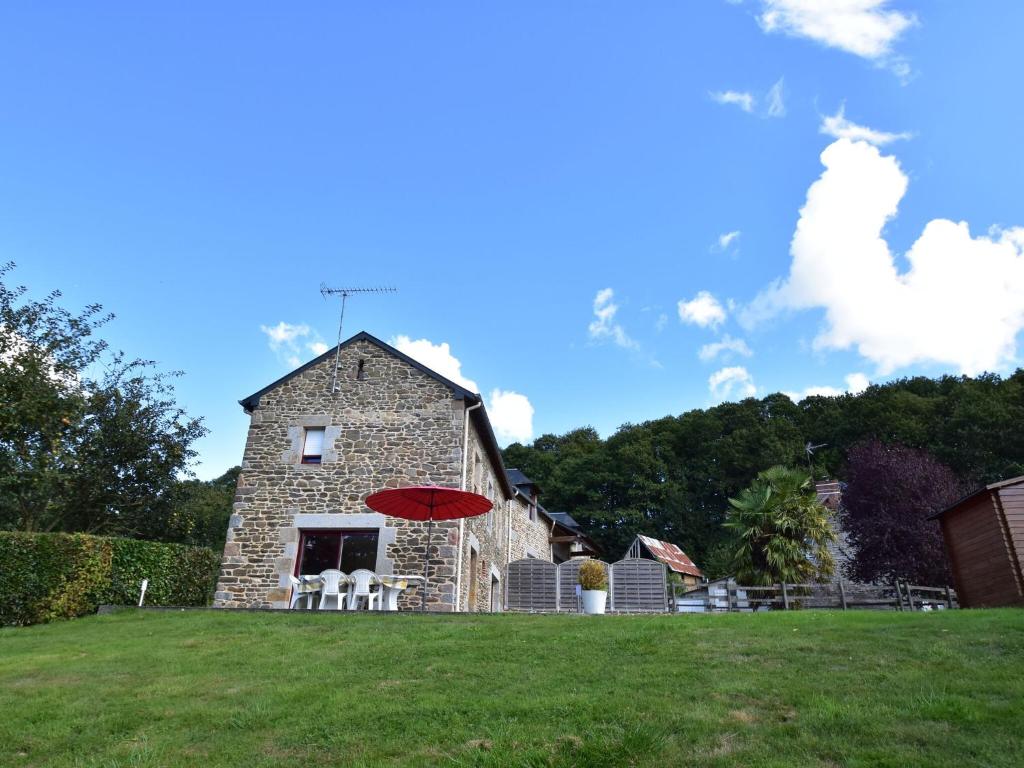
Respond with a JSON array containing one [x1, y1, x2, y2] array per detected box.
[[356, 359, 367, 381], [301, 427, 325, 464]]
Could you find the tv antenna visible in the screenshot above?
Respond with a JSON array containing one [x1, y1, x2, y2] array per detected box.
[[805, 441, 827, 475], [320, 284, 397, 393]]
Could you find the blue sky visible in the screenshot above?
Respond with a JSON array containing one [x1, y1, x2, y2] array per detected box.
[[4, 2, 1024, 479]]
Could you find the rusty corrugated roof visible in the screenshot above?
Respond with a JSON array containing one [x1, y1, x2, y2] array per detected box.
[[636, 534, 703, 578]]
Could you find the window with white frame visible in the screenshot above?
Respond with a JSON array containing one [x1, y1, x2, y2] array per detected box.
[[301, 427, 325, 464]]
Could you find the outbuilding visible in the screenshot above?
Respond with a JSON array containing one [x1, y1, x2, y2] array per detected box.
[[624, 534, 704, 589], [933, 476, 1024, 608]]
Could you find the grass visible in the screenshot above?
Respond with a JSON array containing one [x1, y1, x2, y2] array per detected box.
[[1, 609, 1022, 767]]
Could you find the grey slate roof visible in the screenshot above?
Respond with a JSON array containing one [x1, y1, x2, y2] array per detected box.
[[506, 468, 537, 490]]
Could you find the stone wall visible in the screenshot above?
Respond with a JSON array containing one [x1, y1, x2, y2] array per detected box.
[[458, 417, 510, 612], [215, 338, 467, 610], [509, 495, 552, 562]]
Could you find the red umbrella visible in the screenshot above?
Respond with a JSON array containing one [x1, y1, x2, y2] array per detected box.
[[365, 486, 492, 611]]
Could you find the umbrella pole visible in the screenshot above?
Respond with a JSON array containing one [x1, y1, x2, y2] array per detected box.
[[422, 516, 433, 612]]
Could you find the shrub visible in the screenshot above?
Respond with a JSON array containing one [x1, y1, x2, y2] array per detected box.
[[578, 560, 607, 591], [0, 532, 220, 626]]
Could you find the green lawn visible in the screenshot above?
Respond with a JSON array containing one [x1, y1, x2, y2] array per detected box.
[[1, 609, 1022, 767]]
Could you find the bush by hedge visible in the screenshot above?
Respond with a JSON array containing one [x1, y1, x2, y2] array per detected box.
[[0, 532, 221, 626]]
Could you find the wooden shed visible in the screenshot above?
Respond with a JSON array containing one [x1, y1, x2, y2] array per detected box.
[[624, 535, 704, 589], [933, 476, 1024, 608]]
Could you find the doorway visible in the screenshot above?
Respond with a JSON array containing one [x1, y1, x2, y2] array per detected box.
[[490, 574, 501, 612], [468, 547, 479, 610]]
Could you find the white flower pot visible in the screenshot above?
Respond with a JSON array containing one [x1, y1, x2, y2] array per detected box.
[[581, 589, 607, 615]]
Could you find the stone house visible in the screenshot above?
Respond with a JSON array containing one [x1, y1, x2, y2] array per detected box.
[[214, 331, 592, 612]]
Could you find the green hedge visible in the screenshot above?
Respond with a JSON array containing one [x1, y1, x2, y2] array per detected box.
[[0, 532, 221, 626]]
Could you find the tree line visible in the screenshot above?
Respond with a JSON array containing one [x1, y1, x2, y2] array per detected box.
[[0, 263, 232, 551], [503, 371, 1024, 584], [7, 263, 1023, 582]]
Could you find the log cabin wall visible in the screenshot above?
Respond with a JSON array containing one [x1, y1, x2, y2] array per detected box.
[[941, 484, 1024, 608]]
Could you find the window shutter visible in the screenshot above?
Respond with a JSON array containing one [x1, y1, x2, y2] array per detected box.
[[303, 427, 325, 457]]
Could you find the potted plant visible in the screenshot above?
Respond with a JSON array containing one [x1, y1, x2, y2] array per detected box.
[[578, 560, 608, 615]]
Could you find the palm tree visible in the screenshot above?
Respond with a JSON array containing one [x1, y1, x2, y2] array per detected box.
[[725, 466, 836, 585]]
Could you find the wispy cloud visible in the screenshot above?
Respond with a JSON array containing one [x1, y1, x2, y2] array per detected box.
[[588, 288, 638, 349], [699, 335, 753, 362], [260, 322, 328, 368], [710, 90, 755, 113], [820, 104, 912, 145], [766, 77, 786, 118], [709, 366, 757, 401], [678, 291, 727, 329], [711, 79, 786, 119], [715, 230, 742, 252], [757, 0, 916, 78]]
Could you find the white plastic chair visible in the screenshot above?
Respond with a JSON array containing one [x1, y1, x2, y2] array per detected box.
[[318, 569, 348, 610], [288, 575, 314, 609], [346, 569, 380, 610]]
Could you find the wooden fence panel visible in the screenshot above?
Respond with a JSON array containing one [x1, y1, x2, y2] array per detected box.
[[505, 559, 557, 612], [557, 559, 610, 612], [610, 558, 668, 613]]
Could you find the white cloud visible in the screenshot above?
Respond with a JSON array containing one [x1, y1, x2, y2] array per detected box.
[[820, 104, 911, 145], [655, 313, 669, 332], [758, 0, 915, 64], [588, 288, 638, 349], [261, 321, 329, 367], [488, 389, 534, 445], [261, 321, 311, 350], [711, 90, 755, 113], [678, 291, 727, 329], [783, 372, 870, 401], [845, 372, 870, 393], [716, 230, 742, 251], [699, 335, 753, 362], [744, 138, 1024, 375], [391, 336, 535, 444], [709, 366, 757, 401], [390, 335, 479, 392], [766, 77, 786, 118]]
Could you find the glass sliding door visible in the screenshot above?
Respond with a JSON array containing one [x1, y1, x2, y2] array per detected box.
[[295, 530, 379, 575]]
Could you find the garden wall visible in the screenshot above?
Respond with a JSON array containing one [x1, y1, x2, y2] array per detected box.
[[0, 532, 220, 626]]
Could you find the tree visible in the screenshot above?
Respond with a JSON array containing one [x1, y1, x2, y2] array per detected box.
[[843, 440, 964, 586], [724, 466, 836, 585], [0, 263, 207, 537], [165, 467, 240, 551]]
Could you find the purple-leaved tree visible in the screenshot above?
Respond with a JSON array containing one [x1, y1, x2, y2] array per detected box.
[[843, 440, 966, 586]]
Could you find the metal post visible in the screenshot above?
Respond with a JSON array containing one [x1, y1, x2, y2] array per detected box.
[[422, 516, 433, 612], [329, 292, 348, 394], [781, 582, 789, 610], [727, 580, 736, 613]]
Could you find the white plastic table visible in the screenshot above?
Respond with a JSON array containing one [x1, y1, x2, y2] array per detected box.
[[377, 574, 425, 611]]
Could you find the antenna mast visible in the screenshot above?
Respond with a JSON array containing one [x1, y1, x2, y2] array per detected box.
[[320, 283, 397, 393], [805, 441, 827, 477]]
